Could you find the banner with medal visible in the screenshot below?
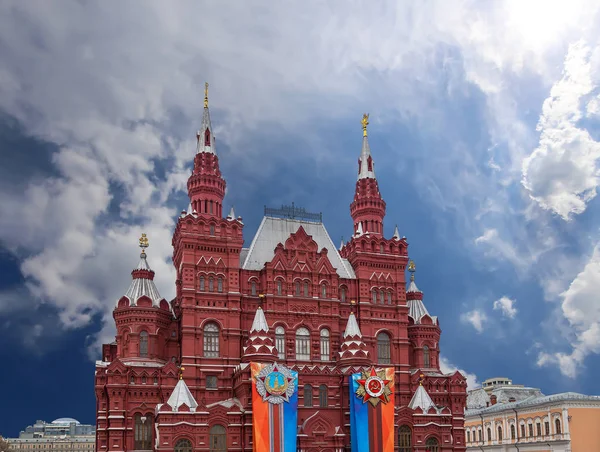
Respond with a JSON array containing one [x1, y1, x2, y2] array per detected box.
[[251, 362, 298, 452], [349, 367, 395, 452]]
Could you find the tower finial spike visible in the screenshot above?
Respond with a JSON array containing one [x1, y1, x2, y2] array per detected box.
[[361, 113, 369, 137], [408, 259, 416, 281], [204, 82, 209, 108], [139, 233, 149, 256]]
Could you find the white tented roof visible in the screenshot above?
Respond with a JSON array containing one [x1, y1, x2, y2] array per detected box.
[[241, 216, 356, 279]]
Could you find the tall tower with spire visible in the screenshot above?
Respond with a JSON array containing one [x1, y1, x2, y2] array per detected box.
[[187, 82, 226, 218], [350, 113, 386, 236]]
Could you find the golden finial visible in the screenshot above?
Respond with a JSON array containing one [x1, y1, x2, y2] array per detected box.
[[179, 366, 185, 380], [361, 113, 369, 137], [204, 82, 209, 108], [419, 373, 425, 386], [139, 233, 149, 255], [408, 260, 416, 281], [350, 299, 356, 313]]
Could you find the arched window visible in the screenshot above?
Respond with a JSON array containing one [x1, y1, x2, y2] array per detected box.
[[379, 290, 384, 304], [398, 425, 412, 452], [425, 437, 438, 452], [423, 345, 430, 367], [487, 427, 492, 441], [209, 276, 214, 292], [320, 329, 330, 361], [203, 323, 219, 357], [380, 244, 384, 253], [319, 385, 327, 407], [387, 291, 392, 304], [174, 438, 192, 452], [134, 414, 153, 450], [276, 280, 282, 296], [555, 418, 561, 434], [142, 376, 146, 384], [372, 289, 377, 303], [295, 281, 301, 296], [139, 331, 148, 358], [303, 281, 309, 297], [275, 326, 285, 360], [536, 422, 541, 436], [304, 384, 313, 407], [478, 429, 483, 442], [520, 424, 525, 438], [209, 224, 215, 236], [153, 376, 158, 385], [528, 423, 533, 437], [296, 328, 310, 360], [510, 424, 516, 440], [377, 332, 391, 364], [251, 280, 257, 296], [199, 276, 205, 291], [466, 430, 471, 443], [545, 421, 550, 435], [321, 283, 327, 298], [209, 425, 227, 451], [498, 426, 502, 441], [217, 277, 223, 293], [340, 286, 346, 302]]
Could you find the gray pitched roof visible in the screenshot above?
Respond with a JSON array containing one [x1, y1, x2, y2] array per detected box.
[[241, 216, 356, 279]]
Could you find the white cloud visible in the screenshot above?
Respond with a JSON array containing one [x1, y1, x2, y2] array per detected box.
[[439, 355, 480, 390], [522, 41, 600, 220], [537, 243, 600, 378], [493, 296, 518, 319], [460, 309, 488, 333]]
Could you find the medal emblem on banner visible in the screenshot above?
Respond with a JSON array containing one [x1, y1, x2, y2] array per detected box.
[[254, 363, 297, 404], [355, 367, 393, 407]]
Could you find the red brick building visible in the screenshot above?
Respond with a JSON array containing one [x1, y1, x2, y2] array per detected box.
[[95, 87, 468, 452]]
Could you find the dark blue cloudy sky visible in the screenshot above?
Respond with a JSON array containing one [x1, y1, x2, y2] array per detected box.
[[2, 0, 600, 437]]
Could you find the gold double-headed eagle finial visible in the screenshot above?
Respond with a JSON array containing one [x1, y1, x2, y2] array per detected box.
[[139, 233, 149, 255], [408, 260, 416, 281], [179, 366, 185, 380], [361, 113, 369, 137], [419, 373, 425, 386], [204, 82, 209, 108]]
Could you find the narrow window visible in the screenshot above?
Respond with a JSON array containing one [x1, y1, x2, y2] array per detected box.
[[142, 376, 146, 385], [153, 377, 158, 385], [206, 375, 217, 389], [487, 428, 491, 441], [130, 376, 135, 385], [303, 385, 313, 407], [275, 326, 285, 360], [387, 291, 392, 304], [466, 430, 471, 443], [295, 281, 301, 296], [134, 414, 153, 450], [545, 421, 550, 435], [209, 425, 226, 451], [520, 425, 525, 438], [398, 425, 412, 452], [320, 329, 330, 361], [340, 287, 346, 302], [209, 202, 213, 214], [321, 283, 327, 298], [555, 418, 561, 434], [372, 289, 377, 303], [479, 430, 483, 442], [251, 280, 257, 296], [174, 439, 192, 452], [377, 332, 391, 364], [276, 280, 282, 296], [319, 385, 327, 407], [510, 424, 515, 440], [139, 331, 148, 358], [423, 345, 430, 367], [209, 224, 215, 235], [498, 426, 502, 441], [209, 276, 214, 292], [199, 276, 205, 291], [295, 328, 310, 360], [528, 424, 533, 437], [303, 281, 309, 297], [379, 290, 384, 304], [536, 423, 541, 436], [425, 437, 438, 452], [217, 277, 223, 293], [203, 323, 219, 357], [380, 243, 384, 253]]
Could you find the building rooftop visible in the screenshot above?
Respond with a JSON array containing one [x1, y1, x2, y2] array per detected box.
[[241, 215, 356, 279], [50, 418, 80, 425]]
